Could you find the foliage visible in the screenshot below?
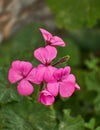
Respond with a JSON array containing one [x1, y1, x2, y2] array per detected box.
[[0, 99, 56, 130], [68, 28, 100, 52], [59, 110, 85, 130], [46, 0, 100, 29], [0, 24, 100, 129]]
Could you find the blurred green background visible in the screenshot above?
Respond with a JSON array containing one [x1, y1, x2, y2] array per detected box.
[[0, 0, 100, 130]]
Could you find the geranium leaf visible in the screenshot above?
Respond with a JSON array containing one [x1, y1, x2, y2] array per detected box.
[[59, 110, 85, 130], [0, 99, 56, 130], [46, 0, 100, 29]]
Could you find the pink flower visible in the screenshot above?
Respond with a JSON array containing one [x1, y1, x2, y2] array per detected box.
[[40, 28, 66, 47], [26, 67, 43, 84], [36, 64, 57, 83], [17, 79, 34, 96], [38, 90, 55, 106], [47, 67, 80, 98], [33, 45, 57, 82], [34, 45, 57, 65], [7, 28, 80, 106], [8, 60, 34, 96]]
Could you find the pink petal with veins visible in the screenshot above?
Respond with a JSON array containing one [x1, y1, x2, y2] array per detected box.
[[17, 79, 34, 96], [8, 60, 32, 83], [44, 65, 57, 82], [34, 48, 47, 64], [27, 68, 43, 84], [12, 60, 32, 76], [34, 45, 57, 64], [53, 68, 63, 81], [53, 66, 71, 81], [38, 90, 55, 106], [47, 82, 59, 96], [59, 81, 75, 97], [50, 36, 65, 47], [8, 68, 23, 83], [39, 28, 66, 47], [39, 28, 52, 41], [37, 64, 57, 82], [63, 66, 71, 76], [63, 74, 76, 83]]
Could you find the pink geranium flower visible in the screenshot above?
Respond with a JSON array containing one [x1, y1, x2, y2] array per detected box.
[[34, 45, 57, 65], [8, 28, 80, 106], [40, 28, 66, 47], [38, 89, 55, 106], [26, 67, 43, 84], [47, 67, 80, 98], [8, 60, 34, 96], [33, 45, 57, 82]]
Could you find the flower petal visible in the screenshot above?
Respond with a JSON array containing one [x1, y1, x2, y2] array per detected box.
[[12, 60, 32, 76], [34, 47, 47, 64], [53, 67, 71, 81], [32, 65, 56, 83], [34, 45, 57, 64], [50, 36, 66, 47], [63, 66, 71, 75], [39, 28, 66, 47], [53, 68, 63, 81], [46, 45, 57, 63], [8, 68, 23, 84], [64, 74, 76, 83], [38, 90, 55, 106], [8, 60, 32, 83], [75, 83, 80, 90], [8, 68, 23, 83], [26, 67, 43, 84], [17, 80, 34, 96], [44, 66, 57, 82], [47, 82, 59, 96], [59, 81, 75, 97], [39, 28, 52, 42]]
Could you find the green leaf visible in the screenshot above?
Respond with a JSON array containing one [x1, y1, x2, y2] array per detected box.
[[94, 95, 100, 114], [95, 126, 100, 130], [0, 99, 56, 130], [85, 71, 100, 92], [0, 110, 33, 130], [85, 55, 99, 70], [59, 110, 85, 130], [46, 0, 100, 29], [0, 68, 22, 104], [85, 70, 100, 114], [84, 118, 96, 130]]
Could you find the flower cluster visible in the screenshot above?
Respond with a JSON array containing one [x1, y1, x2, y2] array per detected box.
[[8, 28, 80, 106]]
